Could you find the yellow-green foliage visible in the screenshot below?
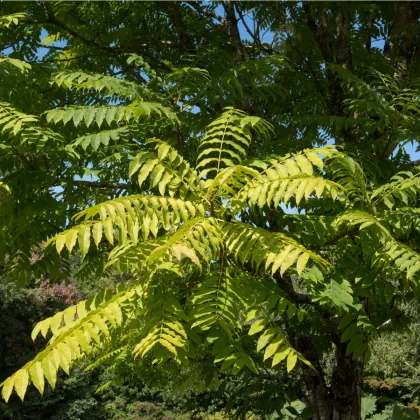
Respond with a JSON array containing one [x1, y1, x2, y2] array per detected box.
[[2, 79, 420, 402]]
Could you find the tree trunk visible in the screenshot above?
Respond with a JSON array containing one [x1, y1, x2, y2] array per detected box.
[[296, 334, 364, 420], [295, 333, 332, 420], [330, 342, 364, 420]]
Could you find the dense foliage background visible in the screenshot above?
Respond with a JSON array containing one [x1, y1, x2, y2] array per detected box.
[[2, 274, 420, 419], [1, 1, 420, 419]]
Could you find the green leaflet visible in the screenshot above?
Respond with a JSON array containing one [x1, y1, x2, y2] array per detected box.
[[352, 343, 368, 360], [286, 351, 298, 373], [264, 336, 284, 360], [129, 141, 199, 198], [28, 362, 44, 395], [338, 314, 354, 330], [346, 334, 364, 356], [44, 102, 178, 128], [1, 376, 14, 403], [257, 327, 277, 352], [341, 323, 358, 343], [249, 317, 269, 336], [53, 70, 140, 98], [223, 221, 331, 275], [197, 107, 273, 178], [73, 126, 137, 151], [272, 347, 290, 367]]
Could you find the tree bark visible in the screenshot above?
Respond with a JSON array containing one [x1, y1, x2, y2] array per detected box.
[[302, 3, 346, 122], [223, 0, 245, 65], [222, 1, 257, 115], [276, 272, 364, 419], [294, 333, 332, 420], [336, 6, 353, 71], [365, 8, 375, 52], [330, 342, 364, 420], [296, 336, 364, 420], [384, 1, 420, 81]]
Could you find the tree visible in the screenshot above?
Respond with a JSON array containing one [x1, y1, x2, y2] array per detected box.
[[1, 2, 420, 419]]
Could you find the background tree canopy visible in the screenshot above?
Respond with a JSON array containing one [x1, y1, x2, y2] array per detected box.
[[1, 1, 420, 419]]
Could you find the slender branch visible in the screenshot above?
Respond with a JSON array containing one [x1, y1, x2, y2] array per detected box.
[[38, 45, 68, 51], [365, 8, 376, 52], [72, 180, 129, 189], [184, 1, 227, 25], [20, 19, 49, 25], [111, 40, 182, 51], [46, 6, 109, 51], [377, 319, 392, 330], [22, 18, 180, 53], [410, 159, 420, 167], [19, 12, 175, 74], [29, 54, 108, 64], [22, 17, 107, 52], [236, 6, 260, 46]]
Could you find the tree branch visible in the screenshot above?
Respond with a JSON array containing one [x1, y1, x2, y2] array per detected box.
[[410, 159, 420, 167], [273, 273, 341, 342], [38, 45, 68, 51], [384, 1, 420, 80], [22, 14, 108, 52], [302, 2, 333, 62], [336, 6, 353, 70], [184, 1, 227, 25], [161, 2, 195, 51], [224, 1, 245, 64], [275, 275, 312, 304], [236, 6, 260, 46], [29, 54, 109, 64], [365, 8, 376, 52], [111, 40, 183, 52], [72, 180, 129, 189], [223, 1, 256, 114]]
